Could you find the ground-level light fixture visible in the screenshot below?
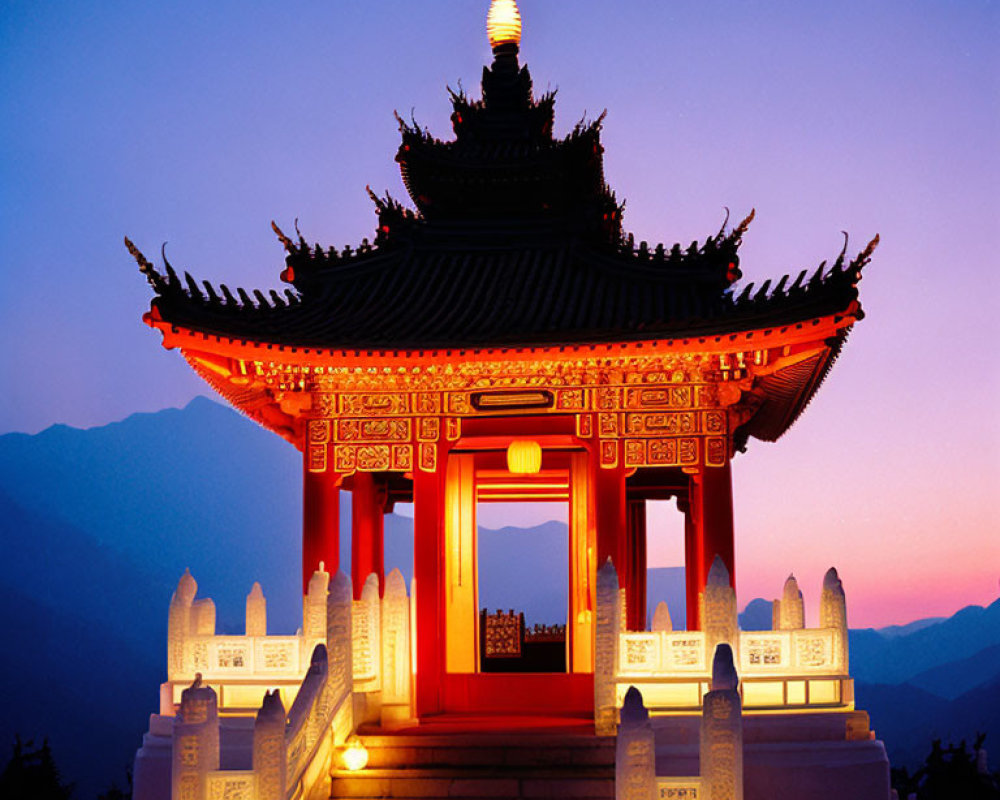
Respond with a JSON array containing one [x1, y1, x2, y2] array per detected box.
[[342, 738, 369, 771]]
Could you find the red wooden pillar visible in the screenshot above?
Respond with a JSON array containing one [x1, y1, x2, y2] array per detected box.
[[414, 447, 447, 717], [626, 498, 647, 631], [302, 458, 340, 594], [686, 461, 735, 629], [351, 472, 387, 598], [680, 493, 702, 631], [593, 457, 627, 576]]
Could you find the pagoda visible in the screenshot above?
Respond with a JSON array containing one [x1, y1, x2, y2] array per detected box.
[[128, 3, 890, 799]]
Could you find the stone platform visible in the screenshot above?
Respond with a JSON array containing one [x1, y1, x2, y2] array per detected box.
[[651, 710, 891, 800]]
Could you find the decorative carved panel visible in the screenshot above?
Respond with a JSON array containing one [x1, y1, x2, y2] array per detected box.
[[600, 439, 618, 468], [333, 445, 356, 473], [307, 419, 330, 444], [625, 412, 697, 436], [415, 393, 442, 414], [706, 437, 728, 467], [419, 443, 437, 472], [337, 418, 411, 442], [340, 393, 409, 416], [307, 443, 327, 473], [417, 417, 440, 442], [356, 445, 391, 471], [391, 445, 412, 472]]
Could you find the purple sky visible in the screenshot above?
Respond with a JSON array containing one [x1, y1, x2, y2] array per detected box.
[[1, 1, 997, 627]]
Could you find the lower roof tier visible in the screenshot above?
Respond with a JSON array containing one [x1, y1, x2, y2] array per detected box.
[[128, 228, 877, 352]]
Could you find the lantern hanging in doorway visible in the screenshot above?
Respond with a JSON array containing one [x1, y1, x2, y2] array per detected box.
[[507, 439, 542, 474]]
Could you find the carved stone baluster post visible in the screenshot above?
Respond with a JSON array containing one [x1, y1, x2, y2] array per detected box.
[[303, 565, 330, 642], [651, 601, 672, 633], [381, 568, 412, 725], [774, 574, 804, 630], [701, 644, 743, 800], [820, 567, 848, 673], [353, 572, 382, 722], [595, 558, 621, 736], [171, 675, 219, 800], [326, 571, 354, 709], [246, 582, 267, 637], [253, 689, 286, 800], [703, 556, 738, 666], [616, 687, 656, 800], [167, 570, 197, 681]]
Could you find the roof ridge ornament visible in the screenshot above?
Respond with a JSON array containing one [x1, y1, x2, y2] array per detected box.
[[487, 0, 522, 52]]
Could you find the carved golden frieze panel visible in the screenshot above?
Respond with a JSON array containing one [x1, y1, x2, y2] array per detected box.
[[600, 440, 618, 468], [419, 443, 437, 472], [595, 387, 620, 411], [446, 393, 473, 415], [625, 412, 698, 437], [598, 412, 620, 437], [414, 393, 442, 414], [556, 388, 587, 411], [647, 439, 678, 466], [260, 352, 735, 396], [624, 439, 646, 468], [333, 445, 356, 473], [703, 411, 727, 436], [417, 417, 440, 442], [392, 445, 413, 472], [678, 438, 699, 465], [705, 437, 728, 467], [258, 353, 748, 474], [307, 443, 327, 473], [331, 443, 412, 473], [315, 393, 337, 416], [356, 445, 391, 471], [340, 393, 410, 416], [336, 418, 411, 443], [623, 385, 694, 410], [307, 419, 330, 445]]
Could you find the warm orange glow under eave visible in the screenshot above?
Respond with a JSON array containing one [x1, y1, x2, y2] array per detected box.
[[143, 306, 860, 368]]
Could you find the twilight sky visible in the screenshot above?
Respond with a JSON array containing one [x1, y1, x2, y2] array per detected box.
[[1, 1, 997, 628]]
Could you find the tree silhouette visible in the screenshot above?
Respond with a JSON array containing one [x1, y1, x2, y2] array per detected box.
[[892, 734, 1000, 799], [0, 737, 74, 800]]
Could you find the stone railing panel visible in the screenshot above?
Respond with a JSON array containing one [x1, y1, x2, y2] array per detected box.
[[205, 771, 256, 800], [619, 633, 661, 675], [663, 633, 706, 672], [656, 778, 703, 798]]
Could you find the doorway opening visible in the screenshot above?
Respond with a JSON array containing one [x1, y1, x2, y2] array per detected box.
[[476, 501, 568, 673]]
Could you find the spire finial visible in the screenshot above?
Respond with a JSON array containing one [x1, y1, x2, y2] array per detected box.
[[487, 0, 522, 51]]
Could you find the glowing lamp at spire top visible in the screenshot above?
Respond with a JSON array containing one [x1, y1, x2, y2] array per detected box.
[[487, 0, 522, 50]]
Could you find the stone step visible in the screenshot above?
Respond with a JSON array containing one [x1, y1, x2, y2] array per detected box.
[[334, 729, 616, 800], [357, 734, 615, 770], [329, 768, 615, 799]]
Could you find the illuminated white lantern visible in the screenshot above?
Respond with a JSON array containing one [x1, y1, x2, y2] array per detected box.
[[506, 439, 541, 474]]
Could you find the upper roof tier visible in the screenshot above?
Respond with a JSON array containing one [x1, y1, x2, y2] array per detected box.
[[128, 7, 877, 353]]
